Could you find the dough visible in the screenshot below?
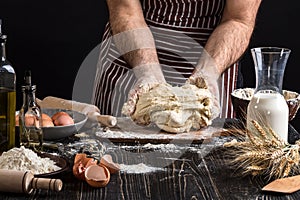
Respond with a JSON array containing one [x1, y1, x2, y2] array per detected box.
[[122, 83, 214, 133]]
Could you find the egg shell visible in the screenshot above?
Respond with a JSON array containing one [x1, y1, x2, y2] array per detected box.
[[73, 153, 97, 181], [100, 154, 120, 174], [85, 165, 110, 188]]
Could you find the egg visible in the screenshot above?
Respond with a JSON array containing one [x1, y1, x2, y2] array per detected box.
[[51, 111, 74, 126], [24, 114, 38, 127], [15, 113, 40, 127], [42, 113, 52, 121], [16, 111, 75, 128], [51, 111, 69, 121], [42, 113, 54, 127], [42, 119, 55, 127]]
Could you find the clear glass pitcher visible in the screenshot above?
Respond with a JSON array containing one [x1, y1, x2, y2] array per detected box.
[[246, 47, 291, 142]]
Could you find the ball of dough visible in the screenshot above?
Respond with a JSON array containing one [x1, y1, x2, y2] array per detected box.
[[123, 83, 213, 133]]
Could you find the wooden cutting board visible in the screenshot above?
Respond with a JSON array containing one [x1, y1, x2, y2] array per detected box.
[[95, 117, 231, 144]]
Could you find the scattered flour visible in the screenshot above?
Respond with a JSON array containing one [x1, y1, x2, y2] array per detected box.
[[120, 163, 165, 174], [0, 146, 61, 174], [143, 143, 177, 151]]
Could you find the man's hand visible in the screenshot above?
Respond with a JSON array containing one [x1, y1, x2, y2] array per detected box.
[[122, 63, 166, 116], [186, 51, 222, 119]]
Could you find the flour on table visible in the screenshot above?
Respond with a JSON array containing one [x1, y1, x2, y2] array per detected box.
[[0, 146, 61, 174], [120, 163, 165, 174], [122, 83, 214, 133], [143, 143, 177, 152]]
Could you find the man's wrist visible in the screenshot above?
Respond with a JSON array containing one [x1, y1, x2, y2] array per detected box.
[[133, 63, 165, 82]]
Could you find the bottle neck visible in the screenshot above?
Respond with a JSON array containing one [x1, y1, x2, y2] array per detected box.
[[22, 90, 36, 105], [252, 47, 290, 95], [22, 86, 38, 109], [255, 69, 285, 94], [0, 36, 7, 62]]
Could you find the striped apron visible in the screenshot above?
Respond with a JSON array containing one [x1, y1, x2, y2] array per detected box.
[[92, 0, 238, 118]]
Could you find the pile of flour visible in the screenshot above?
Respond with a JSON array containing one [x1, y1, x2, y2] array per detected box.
[[0, 146, 61, 174]]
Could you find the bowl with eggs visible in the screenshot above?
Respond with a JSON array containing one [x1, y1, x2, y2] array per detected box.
[[16, 108, 88, 140]]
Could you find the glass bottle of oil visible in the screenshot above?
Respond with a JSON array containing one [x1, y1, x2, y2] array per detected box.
[[19, 70, 43, 152], [0, 19, 16, 152]]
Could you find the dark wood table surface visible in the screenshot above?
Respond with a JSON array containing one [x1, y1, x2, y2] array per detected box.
[[1, 119, 300, 200]]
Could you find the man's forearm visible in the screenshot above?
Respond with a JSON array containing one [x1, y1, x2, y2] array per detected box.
[[201, 0, 262, 75], [111, 27, 160, 67], [204, 19, 254, 75], [107, 0, 160, 68]]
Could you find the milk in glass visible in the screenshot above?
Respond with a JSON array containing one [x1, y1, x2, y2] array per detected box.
[[246, 47, 291, 142]]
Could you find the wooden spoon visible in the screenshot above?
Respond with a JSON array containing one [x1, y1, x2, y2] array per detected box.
[[262, 175, 300, 193]]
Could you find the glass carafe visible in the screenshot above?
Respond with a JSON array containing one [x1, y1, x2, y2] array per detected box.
[[246, 47, 290, 142]]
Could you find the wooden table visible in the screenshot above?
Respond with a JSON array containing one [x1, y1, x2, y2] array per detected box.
[[1, 119, 300, 200]]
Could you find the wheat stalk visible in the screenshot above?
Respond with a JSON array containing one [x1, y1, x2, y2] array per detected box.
[[224, 120, 300, 179]]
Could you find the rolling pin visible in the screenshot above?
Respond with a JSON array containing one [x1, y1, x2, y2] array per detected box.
[[37, 96, 117, 127], [87, 112, 117, 127], [0, 169, 63, 194]]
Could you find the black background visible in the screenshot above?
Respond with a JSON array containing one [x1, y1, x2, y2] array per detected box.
[[1, 1, 299, 131]]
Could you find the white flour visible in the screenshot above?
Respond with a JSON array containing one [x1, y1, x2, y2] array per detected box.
[[143, 143, 177, 151], [0, 146, 61, 174], [232, 88, 254, 100], [120, 163, 165, 174]]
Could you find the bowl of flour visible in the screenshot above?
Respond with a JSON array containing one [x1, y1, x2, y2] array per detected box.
[[0, 146, 68, 177]]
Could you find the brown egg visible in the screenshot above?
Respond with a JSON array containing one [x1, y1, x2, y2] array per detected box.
[[42, 119, 55, 127], [22, 113, 42, 127], [51, 111, 69, 121], [16, 113, 54, 127], [42, 113, 52, 121], [41, 113, 54, 127], [85, 164, 110, 188], [52, 111, 74, 126], [24, 114, 35, 126]]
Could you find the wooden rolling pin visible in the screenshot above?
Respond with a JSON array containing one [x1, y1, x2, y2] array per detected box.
[[87, 112, 117, 127], [37, 96, 117, 127], [0, 169, 63, 194]]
